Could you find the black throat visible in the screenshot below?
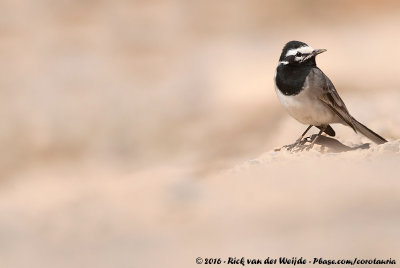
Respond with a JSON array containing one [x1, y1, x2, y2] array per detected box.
[[275, 63, 314, 96]]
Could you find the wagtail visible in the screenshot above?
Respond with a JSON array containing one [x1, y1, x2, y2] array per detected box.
[[274, 40, 387, 150]]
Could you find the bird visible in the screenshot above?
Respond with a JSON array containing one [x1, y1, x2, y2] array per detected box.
[[274, 40, 387, 150]]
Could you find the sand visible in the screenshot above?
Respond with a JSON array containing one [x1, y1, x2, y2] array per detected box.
[[1, 137, 399, 268]]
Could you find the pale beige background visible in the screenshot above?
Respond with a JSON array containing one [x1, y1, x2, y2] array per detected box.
[[0, 1, 400, 267]]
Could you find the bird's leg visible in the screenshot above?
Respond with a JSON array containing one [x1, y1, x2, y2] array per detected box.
[[306, 125, 327, 150], [297, 125, 313, 143], [283, 125, 313, 151]]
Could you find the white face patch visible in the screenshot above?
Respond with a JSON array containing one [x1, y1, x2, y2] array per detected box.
[[285, 45, 314, 62], [285, 46, 314, 57], [279, 61, 289, 65]]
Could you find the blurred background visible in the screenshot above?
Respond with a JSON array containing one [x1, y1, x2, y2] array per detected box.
[[1, 1, 400, 267]]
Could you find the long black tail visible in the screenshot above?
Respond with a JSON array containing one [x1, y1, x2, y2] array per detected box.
[[351, 117, 387, 144]]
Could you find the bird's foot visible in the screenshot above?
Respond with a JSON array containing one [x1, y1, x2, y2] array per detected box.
[[291, 137, 315, 152], [275, 134, 371, 153], [280, 137, 310, 152]]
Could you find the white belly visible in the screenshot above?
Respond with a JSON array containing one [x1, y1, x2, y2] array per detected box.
[[275, 86, 338, 125]]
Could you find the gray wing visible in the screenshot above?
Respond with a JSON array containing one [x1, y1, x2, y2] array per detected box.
[[307, 68, 357, 131]]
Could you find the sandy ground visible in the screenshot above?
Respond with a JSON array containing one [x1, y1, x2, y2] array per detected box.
[[1, 92, 399, 268], [1, 146, 399, 268]]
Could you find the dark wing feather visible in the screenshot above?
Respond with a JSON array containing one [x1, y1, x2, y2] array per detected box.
[[309, 68, 357, 132], [318, 125, 335, 136]]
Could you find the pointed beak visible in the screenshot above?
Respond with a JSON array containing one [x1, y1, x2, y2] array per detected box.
[[313, 48, 327, 56], [300, 49, 327, 63]]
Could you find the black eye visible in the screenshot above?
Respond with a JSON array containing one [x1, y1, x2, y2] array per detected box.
[[296, 52, 302, 57]]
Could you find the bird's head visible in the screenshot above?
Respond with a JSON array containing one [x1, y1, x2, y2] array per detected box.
[[279, 40, 326, 66]]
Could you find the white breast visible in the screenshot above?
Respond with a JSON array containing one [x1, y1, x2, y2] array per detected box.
[[274, 84, 339, 126]]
